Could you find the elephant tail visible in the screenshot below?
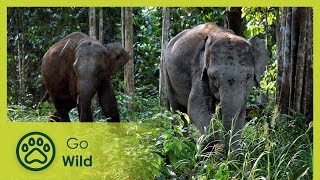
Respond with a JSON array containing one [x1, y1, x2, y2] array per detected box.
[[163, 64, 173, 112], [37, 91, 49, 109]]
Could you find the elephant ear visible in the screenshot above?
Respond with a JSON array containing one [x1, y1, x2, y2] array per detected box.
[[249, 36, 269, 83], [200, 36, 209, 81], [201, 34, 217, 81], [106, 42, 131, 75]]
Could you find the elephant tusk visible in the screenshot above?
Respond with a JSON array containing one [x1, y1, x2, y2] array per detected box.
[[60, 39, 71, 57], [77, 95, 79, 105]]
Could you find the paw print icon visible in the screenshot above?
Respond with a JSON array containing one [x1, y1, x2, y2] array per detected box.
[[16, 132, 56, 171]]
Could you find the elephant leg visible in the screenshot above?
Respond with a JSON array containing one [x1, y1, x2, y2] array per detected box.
[[188, 81, 216, 134], [51, 110, 70, 122], [188, 81, 221, 152], [98, 80, 120, 122], [50, 97, 75, 122], [164, 69, 188, 127], [167, 90, 189, 135], [172, 102, 190, 137], [171, 102, 188, 126]]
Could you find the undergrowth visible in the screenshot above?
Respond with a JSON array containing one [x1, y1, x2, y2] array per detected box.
[[7, 92, 313, 179]]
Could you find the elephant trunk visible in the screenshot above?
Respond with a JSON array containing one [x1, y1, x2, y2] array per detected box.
[[77, 80, 96, 122], [220, 89, 246, 148]]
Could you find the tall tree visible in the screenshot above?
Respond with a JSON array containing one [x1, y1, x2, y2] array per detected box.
[[121, 7, 125, 46], [89, 7, 98, 110], [159, 7, 170, 108], [123, 7, 135, 110], [224, 7, 242, 36], [15, 9, 26, 104], [89, 7, 96, 39], [277, 7, 313, 122], [99, 8, 103, 43], [264, 8, 269, 49]]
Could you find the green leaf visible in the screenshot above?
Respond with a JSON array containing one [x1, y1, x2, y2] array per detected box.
[[150, 161, 160, 169], [182, 113, 190, 124], [150, 164, 161, 177], [289, 165, 309, 180], [172, 137, 182, 151], [153, 153, 163, 165]]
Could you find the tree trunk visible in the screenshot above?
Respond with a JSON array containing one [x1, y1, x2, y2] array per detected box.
[[21, 32, 25, 104], [99, 8, 103, 43], [89, 7, 96, 39], [89, 7, 98, 113], [289, 7, 299, 110], [18, 39, 22, 104], [159, 7, 170, 108], [17, 10, 26, 105], [276, 8, 283, 104], [224, 7, 242, 36], [279, 8, 292, 115], [302, 8, 313, 121], [277, 8, 313, 122], [123, 7, 135, 110], [121, 7, 125, 46], [264, 8, 269, 49], [293, 8, 306, 113], [260, 7, 269, 104]]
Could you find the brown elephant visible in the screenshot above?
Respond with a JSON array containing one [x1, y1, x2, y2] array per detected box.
[[41, 32, 131, 122], [164, 23, 269, 149]]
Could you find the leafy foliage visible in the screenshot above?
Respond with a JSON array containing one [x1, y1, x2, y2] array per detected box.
[[9, 94, 313, 179], [132, 8, 162, 97], [7, 7, 312, 179], [170, 7, 225, 37]]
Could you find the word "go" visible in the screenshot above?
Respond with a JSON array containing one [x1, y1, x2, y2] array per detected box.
[[67, 137, 88, 149]]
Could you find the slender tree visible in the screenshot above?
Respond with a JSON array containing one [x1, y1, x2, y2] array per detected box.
[[89, 7, 96, 39], [264, 8, 269, 49], [17, 10, 26, 105], [121, 7, 125, 46], [224, 7, 242, 36], [89, 7, 98, 110], [277, 7, 313, 122], [123, 7, 135, 110], [17, 38, 22, 103], [159, 7, 170, 108], [99, 8, 103, 43]]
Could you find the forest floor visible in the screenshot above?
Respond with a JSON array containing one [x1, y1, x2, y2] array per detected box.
[[7, 94, 313, 179]]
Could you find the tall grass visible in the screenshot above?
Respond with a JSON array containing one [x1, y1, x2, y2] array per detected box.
[[8, 94, 313, 179]]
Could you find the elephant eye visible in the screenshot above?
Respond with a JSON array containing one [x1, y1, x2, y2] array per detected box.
[[246, 74, 252, 80]]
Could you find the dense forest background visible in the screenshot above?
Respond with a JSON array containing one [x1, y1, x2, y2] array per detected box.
[[7, 7, 313, 179]]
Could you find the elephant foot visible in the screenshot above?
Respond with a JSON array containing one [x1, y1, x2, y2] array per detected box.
[[48, 119, 56, 122], [49, 111, 71, 122], [196, 135, 226, 158]]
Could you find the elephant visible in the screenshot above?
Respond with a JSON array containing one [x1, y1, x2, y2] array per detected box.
[[41, 32, 131, 122], [164, 23, 268, 148]]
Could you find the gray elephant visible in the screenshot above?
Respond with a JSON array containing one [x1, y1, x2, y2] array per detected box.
[[41, 32, 131, 122], [164, 23, 268, 148]]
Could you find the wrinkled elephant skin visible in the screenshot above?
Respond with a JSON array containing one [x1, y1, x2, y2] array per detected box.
[[164, 23, 268, 148]]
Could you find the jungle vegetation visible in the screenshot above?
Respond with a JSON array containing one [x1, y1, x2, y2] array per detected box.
[[7, 7, 313, 179]]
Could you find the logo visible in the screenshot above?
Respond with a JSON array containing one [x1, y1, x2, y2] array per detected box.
[[16, 132, 56, 171]]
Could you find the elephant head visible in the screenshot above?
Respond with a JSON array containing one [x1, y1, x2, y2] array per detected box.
[[73, 40, 131, 122], [202, 33, 268, 147]]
